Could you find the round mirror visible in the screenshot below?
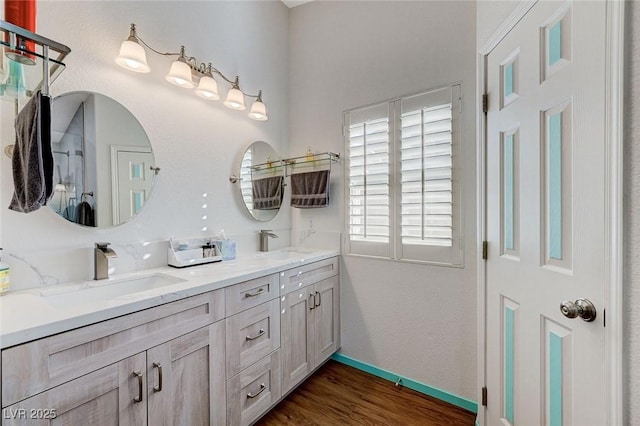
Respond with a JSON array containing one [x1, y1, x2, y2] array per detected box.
[[237, 141, 283, 222], [49, 92, 156, 227]]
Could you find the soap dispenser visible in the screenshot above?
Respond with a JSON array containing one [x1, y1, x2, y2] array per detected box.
[[306, 146, 314, 162], [0, 248, 10, 295]]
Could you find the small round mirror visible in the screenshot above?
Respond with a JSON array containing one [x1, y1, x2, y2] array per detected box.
[[237, 141, 283, 222], [49, 92, 156, 227]]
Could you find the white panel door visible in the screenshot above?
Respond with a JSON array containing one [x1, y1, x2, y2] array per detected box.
[[114, 148, 154, 225], [485, 1, 607, 425]]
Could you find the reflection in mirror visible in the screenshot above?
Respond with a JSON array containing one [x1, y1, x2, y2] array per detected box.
[[50, 92, 155, 227], [238, 141, 283, 222]]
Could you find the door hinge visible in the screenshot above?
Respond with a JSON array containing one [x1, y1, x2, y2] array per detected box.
[[482, 93, 488, 114], [482, 386, 488, 406], [482, 241, 488, 260], [603, 308, 606, 327]]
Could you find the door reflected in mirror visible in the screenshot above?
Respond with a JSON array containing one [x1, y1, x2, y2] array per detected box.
[[50, 92, 156, 227], [238, 141, 284, 221]]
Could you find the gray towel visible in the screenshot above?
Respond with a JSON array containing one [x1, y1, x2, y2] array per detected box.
[[290, 170, 330, 208], [9, 91, 54, 213], [77, 201, 95, 227], [252, 175, 284, 210]]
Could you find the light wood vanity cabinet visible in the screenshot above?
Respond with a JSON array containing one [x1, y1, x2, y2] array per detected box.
[[3, 324, 226, 426], [146, 323, 226, 426], [280, 258, 340, 394], [224, 276, 282, 426], [1, 292, 226, 426], [3, 352, 147, 426], [0, 257, 340, 426]]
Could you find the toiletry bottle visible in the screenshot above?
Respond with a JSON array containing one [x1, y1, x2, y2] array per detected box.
[[0, 248, 9, 295], [306, 146, 314, 162]]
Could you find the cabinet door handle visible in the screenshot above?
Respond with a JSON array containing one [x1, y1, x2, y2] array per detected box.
[[153, 362, 163, 392], [247, 383, 266, 399], [246, 329, 265, 341], [245, 287, 265, 298], [132, 370, 143, 403], [315, 291, 321, 307], [309, 293, 315, 310]]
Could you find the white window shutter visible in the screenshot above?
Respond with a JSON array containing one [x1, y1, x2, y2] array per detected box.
[[345, 103, 391, 258], [344, 84, 463, 266]]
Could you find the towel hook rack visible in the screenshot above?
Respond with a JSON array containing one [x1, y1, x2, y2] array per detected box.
[[230, 151, 340, 184]]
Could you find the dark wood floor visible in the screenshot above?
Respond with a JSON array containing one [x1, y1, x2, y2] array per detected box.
[[256, 360, 476, 426]]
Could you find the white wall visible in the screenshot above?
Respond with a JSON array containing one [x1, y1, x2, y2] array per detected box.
[[289, 1, 477, 401], [0, 1, 290, 290], [625, 1, 640, 423]]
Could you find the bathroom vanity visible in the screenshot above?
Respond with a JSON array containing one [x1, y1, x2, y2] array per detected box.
[[0, 249, 340, 426]]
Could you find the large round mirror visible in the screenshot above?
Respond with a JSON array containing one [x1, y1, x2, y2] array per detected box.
[[49, 92, 156, 227], [237, 141, 283, 222]]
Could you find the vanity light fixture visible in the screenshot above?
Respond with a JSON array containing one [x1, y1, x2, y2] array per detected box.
[[114, 24, 150, 73], [115, 23, 268, 121]]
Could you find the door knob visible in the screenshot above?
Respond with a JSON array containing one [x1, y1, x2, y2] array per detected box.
[[560, 298, 597, 322]]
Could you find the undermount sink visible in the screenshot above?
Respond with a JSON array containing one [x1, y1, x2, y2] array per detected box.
[[40, 273, 186, 306], [255, 247, 318, 261]]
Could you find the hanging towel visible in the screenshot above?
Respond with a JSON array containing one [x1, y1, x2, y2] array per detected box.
[[76, 201, 95, 227], [290, 170, 330, 209], [252, 175, 284, 210], [8, 91, 54, 213]]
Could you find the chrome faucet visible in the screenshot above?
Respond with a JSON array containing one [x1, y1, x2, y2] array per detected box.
[[95, 242, 117, 280], [259, 230, 278, 252]]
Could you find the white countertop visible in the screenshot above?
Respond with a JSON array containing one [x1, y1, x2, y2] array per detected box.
[[0, 248, 339, 349]]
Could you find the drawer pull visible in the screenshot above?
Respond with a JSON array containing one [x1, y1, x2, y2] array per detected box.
[[245, 287, 265, 298], [132, 370, 143, 403], [153, 362, 163, 392], [247, 383, 266, 399], [246, 329, 265, 341], [309, 293, 316, 310], [315, 291, 321, 307]]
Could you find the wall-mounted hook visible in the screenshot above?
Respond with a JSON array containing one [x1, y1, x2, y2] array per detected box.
[[150, 166, 161, 175]]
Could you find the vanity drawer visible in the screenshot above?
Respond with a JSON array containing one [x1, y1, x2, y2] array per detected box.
[[226, 350, 282, 426], [225, 273, 279, 316], [226, 298, 280, 378], [1, 290, 224, 407], [280, 257, 339, 295]]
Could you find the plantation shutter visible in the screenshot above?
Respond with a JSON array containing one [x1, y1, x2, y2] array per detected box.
[[344, 84, 462, 265], [398, 85, 461, 264], [345, 103, 391, 258], [240, 148, 253, 213]]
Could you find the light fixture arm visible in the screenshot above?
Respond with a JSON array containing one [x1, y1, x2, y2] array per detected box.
[[117, 23, 268, 121]]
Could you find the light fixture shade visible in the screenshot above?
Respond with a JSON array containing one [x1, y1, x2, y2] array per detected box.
[[224, 87, 246, 110], [248, 100, 268, 121], [195, 75, 220, 100], [115, 40, 150, 73], [166, 60, 194, 88]]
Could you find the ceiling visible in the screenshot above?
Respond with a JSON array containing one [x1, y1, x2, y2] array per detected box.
[[281, 0, 315, 8]]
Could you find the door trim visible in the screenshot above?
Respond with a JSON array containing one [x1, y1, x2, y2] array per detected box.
[[475, 1, 625, 425]]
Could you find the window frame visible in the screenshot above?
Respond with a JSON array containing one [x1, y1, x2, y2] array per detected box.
[[343, 84, 464, 267]]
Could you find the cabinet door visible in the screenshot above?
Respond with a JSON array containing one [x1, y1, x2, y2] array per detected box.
[[2, 353, 146, 426], [280, 287, 314, 394], [147, 322, 225, 426], [312, 276, 340, 366]]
